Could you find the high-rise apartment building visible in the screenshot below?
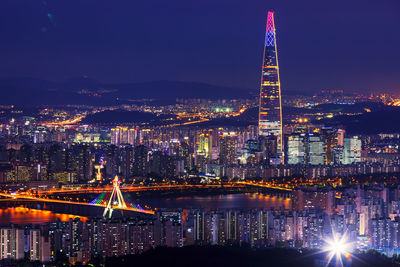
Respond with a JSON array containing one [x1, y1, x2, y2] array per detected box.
[[29, 228, 50, 262], [343, 136, 362, 164], [286, 133, 325, 165], [287, 133, 305, 165], [219, 133, 237, 165], [306, 134, 325, 165], [111, 127, 137, 146], [197, 133, 213, 159], [133, 145, 148, 177], [0, 227, 24, 260]]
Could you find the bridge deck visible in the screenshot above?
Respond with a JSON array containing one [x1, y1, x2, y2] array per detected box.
[[39, 184, 247, 195], [0, 193, 155, 215]]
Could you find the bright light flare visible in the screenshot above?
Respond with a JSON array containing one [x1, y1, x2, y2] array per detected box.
[[323, 234, 352, 266], [326, 238, 348, 256]]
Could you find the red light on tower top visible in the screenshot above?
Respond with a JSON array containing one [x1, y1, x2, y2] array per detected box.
[[265, 11, 276, 47], [266, 11, 275, 33]]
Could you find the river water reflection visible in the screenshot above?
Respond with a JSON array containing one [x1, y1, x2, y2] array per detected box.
[[133, 193, 291, 210], [0, 193, 290, 225], [0, 207, 87, 225]]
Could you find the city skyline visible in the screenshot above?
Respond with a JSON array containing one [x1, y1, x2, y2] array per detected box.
[[1, 2, 400, 266]]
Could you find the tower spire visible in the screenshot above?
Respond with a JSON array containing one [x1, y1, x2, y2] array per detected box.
[[258, 11, 284, 163], [265, 11, 276, 47]]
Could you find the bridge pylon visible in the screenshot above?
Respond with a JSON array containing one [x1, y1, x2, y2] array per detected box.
[[103, 176, 127, 218]]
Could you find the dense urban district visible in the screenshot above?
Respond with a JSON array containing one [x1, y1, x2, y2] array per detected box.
[[1, 11, 400, 267]]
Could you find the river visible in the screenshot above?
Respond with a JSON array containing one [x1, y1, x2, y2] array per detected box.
[[131, 192, 290, 209], [0, 193, 290, 225]]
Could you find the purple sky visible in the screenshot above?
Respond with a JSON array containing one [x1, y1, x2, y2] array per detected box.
[[0, 0, 399, 92]]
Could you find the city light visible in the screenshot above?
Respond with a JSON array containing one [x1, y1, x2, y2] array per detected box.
[[327, 238, 347, 256], [0, 2, 398, 265], [324, 233, 352, 266]]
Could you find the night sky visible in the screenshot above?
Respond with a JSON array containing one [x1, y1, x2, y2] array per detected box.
[[0, 0, 399, 93]]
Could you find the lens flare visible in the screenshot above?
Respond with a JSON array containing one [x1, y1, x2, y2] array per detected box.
[[326, 238, 348, 256], [323, 233, 352, 267]]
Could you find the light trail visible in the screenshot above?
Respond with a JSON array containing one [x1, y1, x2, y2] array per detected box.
[[28, 182, 290, 197], [236, 181, 293, 191], [41, 115, 86, 126], [160, 117, 210, 128], [38, 183, 246, 195], [0, 192, 155, 215]]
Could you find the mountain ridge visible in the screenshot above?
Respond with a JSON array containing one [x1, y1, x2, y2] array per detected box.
[[0, 77, 256, 106]]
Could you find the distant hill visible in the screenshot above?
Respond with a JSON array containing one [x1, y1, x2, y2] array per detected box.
[[187, 103, 397, 131], [312, 102, 385, 114], [189, 106, 258, 128], [0, 77, 255, 106], [319, 108, 400, 134]]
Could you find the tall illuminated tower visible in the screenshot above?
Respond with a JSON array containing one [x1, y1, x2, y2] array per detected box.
[[258, 11, 283, 158]]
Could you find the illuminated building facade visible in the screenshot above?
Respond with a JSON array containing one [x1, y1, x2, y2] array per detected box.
[[258, 11, 283, 158], [178, 141, 192, 171], [287, 134, 305, 165], [219, 132, 237, 165], [321, 127, 336, 165], [285, 133, 325, 165], [306, 134, 325, 165], [111, 127, 137, 146], [197, 133, 213, 159], [0, 227, 24, 260], [342, 136, 362, 165], [29, 228, 50, 262]]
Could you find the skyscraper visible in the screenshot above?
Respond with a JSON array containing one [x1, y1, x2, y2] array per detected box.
[[133, 145, 148, 177], [258, 11, 283, 158], [111, 127, 137, 146], [287, 133, 305, 165], [342, 136, 362, 165], [219, 133, 237, 165], [306, 134, 325, 165], [0, 227, 24, 260]]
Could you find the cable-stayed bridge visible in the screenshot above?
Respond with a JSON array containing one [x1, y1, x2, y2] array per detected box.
[[0, 177, 155, 216]]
